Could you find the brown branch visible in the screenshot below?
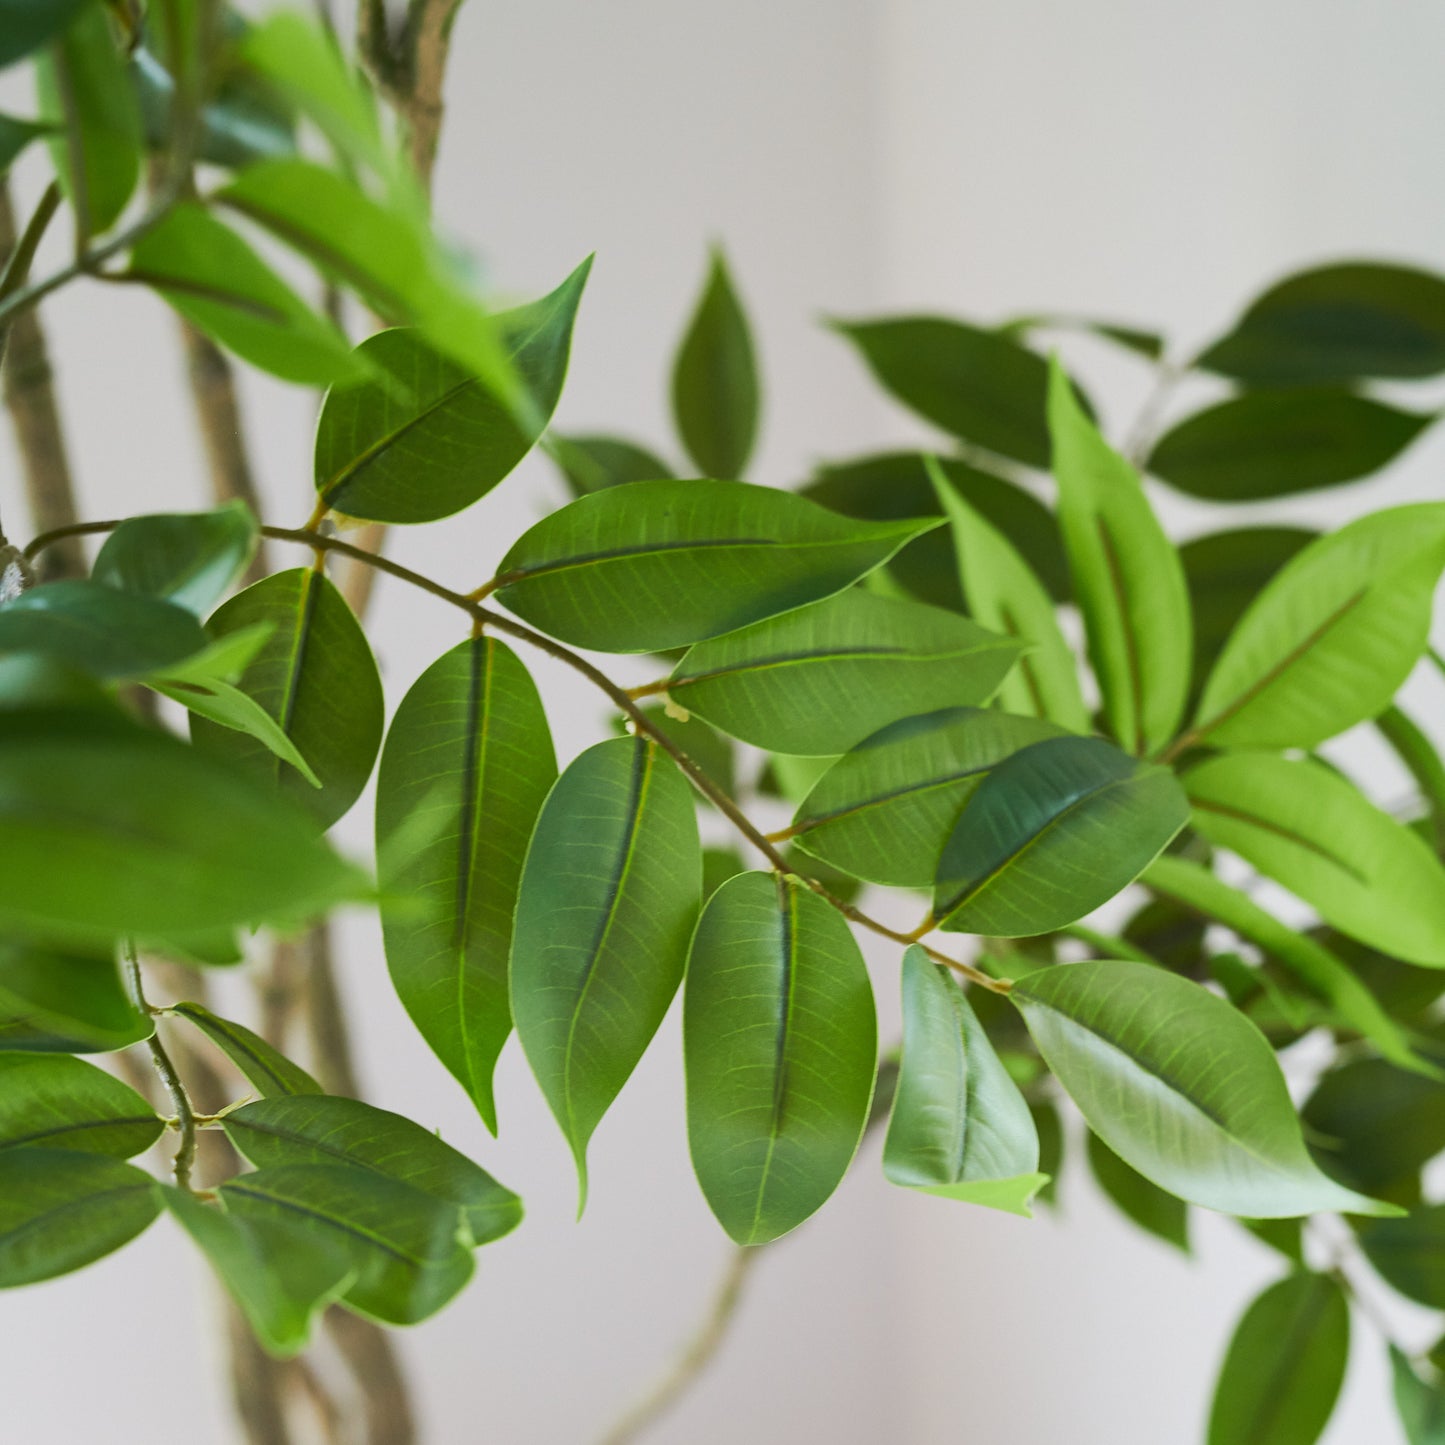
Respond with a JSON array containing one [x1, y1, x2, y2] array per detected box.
[[301, 918, 362, 1098], [324, 1308, 417, 1445]]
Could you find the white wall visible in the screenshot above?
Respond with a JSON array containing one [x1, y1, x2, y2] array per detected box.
[[3, 2, 1443, 1441]]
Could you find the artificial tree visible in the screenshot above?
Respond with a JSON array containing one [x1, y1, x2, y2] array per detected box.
[[3, 5, 1445, 1444]]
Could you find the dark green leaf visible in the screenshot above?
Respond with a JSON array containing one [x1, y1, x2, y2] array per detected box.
[[1121, 896, 1208, 976], [684, 872, 876, 1244], [0, 1053, 160, 1157], [671, 248, 759, 478], [617, 705, 734, 800], [0, 942, 150, 1053], [1031, 1099, 1063, 1208], [1239, 1216, 1306, 1264], [0, 1149, 159, 1286], [1002, 313, 1165, 361], [376, 639, 556, 1133], [0, 112, 51, 175], [493, 479, 937, 653], [192, 569, 383, 829], [549, 435, 674, 496], [1011, 960, 1395, 1216], [1207, 1273, 1350, 1445], [224, 1095, 521, 1246], [883, 947, 1044, 1216], [667, 589, 1020, 756], [1086, 1130, 1189, 1251], [0, 0, 91, 70], [1361, 1205, 1445, 1308], [92, 503, 258, 617], [1392, 1346, 1445, 1445], [934, 736, 1188, 937], [315, 261, 591, 524], [170, 1001, 321, 1097], [701, 846, 746, 899], [510, 737, 700, 1201]]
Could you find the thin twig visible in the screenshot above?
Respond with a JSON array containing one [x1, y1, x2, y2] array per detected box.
[[121, 944, 198, 1192]]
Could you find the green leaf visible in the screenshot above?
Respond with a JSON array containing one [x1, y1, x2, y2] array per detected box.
[[666, 589, 1021, 756], [1149, 389, 1432, 501], [224, 1095, 521, 1246], [930, 458, 1089, 731], [1198, 261, 1445, 384], [618, 706, 734, 802], [684, 872, 876, 1245], [128, 205, 366, 388], [92, 503, 258, 617], [1185, 752, 1445, 968], [0, 705, 366, 948], [1010, 959, 1396, 1216], [0, 579, 209, 679], [1002, 313, 1165, 361], [315, 261, 591, 524], [1031, 1099, 1064, 1208], [1378, 704, 1445, 851], [1392, 1346, 1445, 1445], [831, 316, 1059, 467], [1144, 854, 1422, 1074], [376, 639, 556, 1133], [153, 676, 321, 788], [0, 112, 52, 176], [0, 1149, 160, 1286], [192, 569, 384, 829], [1048, 359, 1191, 755], [701, 845, 746, 898], [0, 0, 91, 70], [788, 707, 1066, 888], [671, 248, 759, 478], [883, 947, 1044, 1217], [0, 942, 150, 1053], [549, 434, 675, 496], [1191, 502, 1445, 750], [219, 1162, 473, 1326], [492, 479, 937, 653], [510, 737, 700, 1202], [0, 1053, 160, 1157], [170, 1001, 321, 1097], [1086, 1130, 1189, 1251], [933, 736, 1188, 937], [35, 4, 141, 235], [164, 1186, 353, 1358], [1207, 1273, 1350, 1445]]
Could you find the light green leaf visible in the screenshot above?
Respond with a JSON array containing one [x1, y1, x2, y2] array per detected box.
[[1011, 959, 1397, 1217], [1086, 1129, 1189, 1251], [0, 942, 150, 1054], [667, 589, 1021, 756], [92, 503, 258, 617], [0, 1053, 160, 1157], [170, 1001, 322, 1098], [671, 248, 759, 478], [1392, 1346, 1445, 1445], [684, 872, 876, 1245], [883, 947, 1043, 1217], [153, 676, 321, 789], [492, 478, 938, 654], [510, 737, 700, 1202], [929, 457, 1089, 730], [0, 113, 52, 176], [1048, 359, 1191, 755], [1185, 751, 1445, 968], [192, 569, 383, 829], [0, 1149, 160, 1286], [1360, 1205, 1445, 1309], [1192, 503, 1445, 750], [788, 707, 1065, 888], [1, 0, 91, 70], [1207, 1273, 1350, 1445], [933, 735, 1188, 937], [549, 434, 675, 496], [377, 639, 556, 1134]]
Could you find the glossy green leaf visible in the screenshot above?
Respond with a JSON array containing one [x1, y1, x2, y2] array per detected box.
[[170, 1001, 321, 1097], [493, 479, 937, 653], [1198, 262, 1445, 384], [788, 707, 1065, 888], [831, 316, 1057, 466], [1361, 1206, 1445, 1308], [0, 705, 366, 948], [1086, 1130, 1189, 1251], [153, 675, 320, 788], [164, 1187, 353, 1357], [1143, 854, 1421, 1074], [1392, 1347, 1445, 1445], [1192, 502, 1445, 750], [684, 872, 876, 1245], [225, 1095, 521, 1246], [549, 434, 675, 496], [1149, 389, 1432, 501], [667, 589, 1020, 756], [92, 503, 258, 617], [1049, 360, 1191, 755], [0, 1149, 160, 1286], [377, 639, 556, 1133], [883, 947, 1044, 1216], [1, 0, 91, 69], [219, 1162, 473, 1326], [619, 706, 734, 802], [1378, 704, 1445, 851], [1011, 959, 1396, 1217], [1207, 1273, 1349, 1445], [0, 1053, 160, 1157], [315, 261, 591, 524], [1186, 752, 1445, 968], [933, 736, 1188, 937], [672, 248, 759, 478], [192, 569, 383, 829], [0, 113, 51, 175], [129, 205, 365, 388], [930, 458, 1089, 730], [0, 580, 208, 679], [35, 4, 141, 235], [0, 943, 150, 1053], [510, 737, 700, 1201]]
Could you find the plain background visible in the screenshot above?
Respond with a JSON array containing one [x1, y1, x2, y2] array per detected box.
[[3, 1, 1445, 1440]]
